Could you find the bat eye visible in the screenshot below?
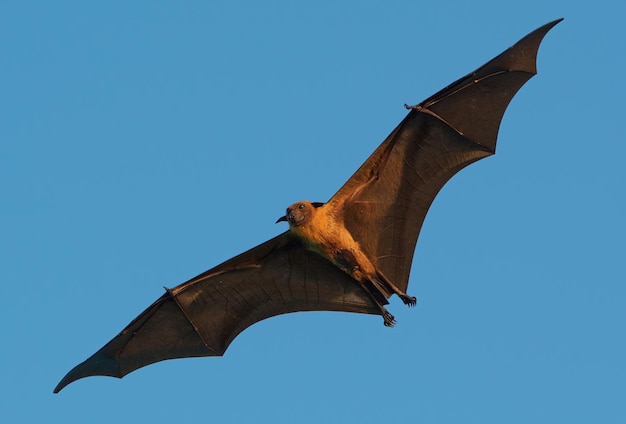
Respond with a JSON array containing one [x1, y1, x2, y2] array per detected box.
[[298, 203, 305, 210]]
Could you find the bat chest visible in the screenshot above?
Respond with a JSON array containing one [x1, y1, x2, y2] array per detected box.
[[305, 237, 372, 282], [292, 216, 374, 281]]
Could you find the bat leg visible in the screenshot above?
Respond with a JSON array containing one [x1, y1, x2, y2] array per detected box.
[[382, 309, 396, 327], [360, 280, 396, 327], [375, 271, 417, 307], [336, 250, 417, 309], [398, 293, 417, 307], [334, 250, 405, 325], [373, 298, 396, 327]]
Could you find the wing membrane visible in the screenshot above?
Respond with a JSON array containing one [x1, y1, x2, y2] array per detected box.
[[328, 19, 561, 292]]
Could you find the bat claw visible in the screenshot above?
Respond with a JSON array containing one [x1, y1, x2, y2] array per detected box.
[[383, 311, 396, 327], [400, 294, 417, 307]]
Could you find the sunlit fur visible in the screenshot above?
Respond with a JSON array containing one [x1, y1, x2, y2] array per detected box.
[[284, 200, 379, 286], [281, 199, 416, 327]]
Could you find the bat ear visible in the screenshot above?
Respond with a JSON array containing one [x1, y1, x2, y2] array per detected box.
[[275, 215, 288, 224], [311, 202, 325, 208]]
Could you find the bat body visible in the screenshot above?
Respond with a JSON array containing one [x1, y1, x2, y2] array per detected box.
[[277, 200, 416, 326], [54, 19, 561, 393]]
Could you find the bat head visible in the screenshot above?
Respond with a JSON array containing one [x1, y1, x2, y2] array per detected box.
[[275, 201, 325, 226]]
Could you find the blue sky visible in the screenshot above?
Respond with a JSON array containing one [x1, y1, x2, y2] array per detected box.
[[2, 1, 625, 423]]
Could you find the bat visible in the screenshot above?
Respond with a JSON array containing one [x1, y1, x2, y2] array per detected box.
[[54, 19, 561, 393]]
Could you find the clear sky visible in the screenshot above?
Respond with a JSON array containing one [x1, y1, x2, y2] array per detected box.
[[2, 1, 625, 423]]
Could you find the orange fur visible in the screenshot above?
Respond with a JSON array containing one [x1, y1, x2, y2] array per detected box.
[[285, 201, 377, 280]]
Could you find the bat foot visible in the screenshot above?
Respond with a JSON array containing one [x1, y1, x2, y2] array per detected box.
[[400, 294, 417, 307], [382, 310, 396, 327], [373, 271, 416, 308]]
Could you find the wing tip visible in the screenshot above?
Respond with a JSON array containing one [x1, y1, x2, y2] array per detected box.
[[543, 17, 564, 30], [528, 18, 564, 44], [507, 18, 563, 74], [53, 351, 121, 393]]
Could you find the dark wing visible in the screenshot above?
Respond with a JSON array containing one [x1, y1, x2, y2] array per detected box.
[[327, 19, 561, 293], [53, 233, 378, 393]]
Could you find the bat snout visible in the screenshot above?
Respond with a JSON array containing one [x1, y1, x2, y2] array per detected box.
[[276, 207, 298, 224], [276, 207, 294, 224]]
